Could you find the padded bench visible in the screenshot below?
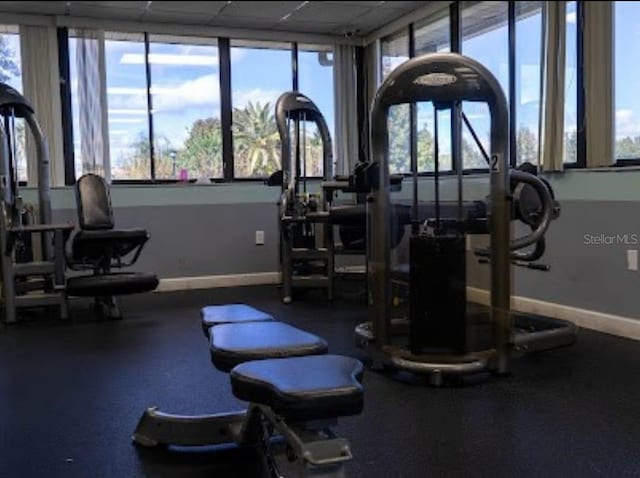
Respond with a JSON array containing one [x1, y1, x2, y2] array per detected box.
[[210, 321, 328, 372], [134, 303, 364, 476], [201, 303, 274, 336], [231, 354, 364, 421]]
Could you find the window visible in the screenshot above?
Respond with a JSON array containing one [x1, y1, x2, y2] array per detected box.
[[0, 25, 26, 182], [231, 40, 291, 179], [381, 31, 410, 174], [414, 13, 451, 172], [298, 44, 334, 177], [564, 1, 578, 163], [149, 35, 221, 180], [104, 33, 150, 180], [614, 1, 640, 160], [462, 1, 508, 169], [70, 32, 223, 181], [515, 1, 543, 165]]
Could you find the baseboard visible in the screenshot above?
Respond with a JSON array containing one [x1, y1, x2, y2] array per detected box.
[[156, 272, 280, 292], [468, 287, 640, 341], [154, 276, 639, 341]]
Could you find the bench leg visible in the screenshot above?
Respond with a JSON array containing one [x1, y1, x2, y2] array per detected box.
[[132, 407, 247, 447], [255, 405, 352, 478], [132, 405, 352, 477]]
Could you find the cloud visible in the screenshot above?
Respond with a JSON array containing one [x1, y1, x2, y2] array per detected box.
[[566, 11, 576, 25], [107, 74, 221, 113], [232, 88, 283, 110], [231, 48, 248, 63], [616, 109, 640, 138]]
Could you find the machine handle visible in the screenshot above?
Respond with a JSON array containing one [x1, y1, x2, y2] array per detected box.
[[508, 170, 553, 257]]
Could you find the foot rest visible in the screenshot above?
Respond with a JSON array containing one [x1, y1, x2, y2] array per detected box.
[[231, 355, 364, 421], [201, 304, 274, 337], [210, 322, 328, 372]]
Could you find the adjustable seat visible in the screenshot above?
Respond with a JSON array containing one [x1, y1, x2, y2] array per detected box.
[[201, 303, 274, 336], [66, 174, 159, 318], [210, 321, 328, 372], [231, 354, 364, 421]]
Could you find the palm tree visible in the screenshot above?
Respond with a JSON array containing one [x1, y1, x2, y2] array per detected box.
[[232, 101, 281, 177]]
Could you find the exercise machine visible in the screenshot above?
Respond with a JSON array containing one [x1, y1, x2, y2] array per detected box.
[[273, 91, 408, 303], [274, 91, 336, 303], [0, 83, 157, 323], [133, 303, 364, 477], [0, 82, 73, 323], [354, 52, 576, 384], [65, 173, 159, 319]]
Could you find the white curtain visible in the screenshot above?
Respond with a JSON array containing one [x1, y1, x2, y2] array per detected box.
[[74, 28, 111, 181], [538, 1, 566, 172], [333, 44, 358, 176], [584, 1, 614, 168], [19, 24, 65, 186]]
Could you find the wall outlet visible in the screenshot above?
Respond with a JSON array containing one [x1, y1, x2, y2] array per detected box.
[[628, 249, 638, 271], [255, 230, 265, 246]]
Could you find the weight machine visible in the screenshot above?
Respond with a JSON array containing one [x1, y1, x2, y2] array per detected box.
[[354, 53, 577, 384]]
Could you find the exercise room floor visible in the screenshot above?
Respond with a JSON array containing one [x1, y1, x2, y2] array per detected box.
[[1, 286, 639, 478]]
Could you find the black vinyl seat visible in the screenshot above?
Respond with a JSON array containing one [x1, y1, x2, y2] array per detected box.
[[210, 321, 328, 372], [66, 272, 159, 296], [66, 174, 158, 317], [201, 304, 274, 336], [230, 355, 364, 421]]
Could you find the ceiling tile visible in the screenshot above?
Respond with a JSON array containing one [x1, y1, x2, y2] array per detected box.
[[149, 1, 227, 15], [276, 21, 343, 35], [288, 2, 371, 23], [348, 6, 407, 29], [380, 1, 425, 9], [217, 1, 304, 20], [144, 11, 216, 25], [209, 15, 278, 30], [69, 4, 145, 19], [319, 1, 384, 6], [0, 1, 68, 14], [72, 1, 149, 8]]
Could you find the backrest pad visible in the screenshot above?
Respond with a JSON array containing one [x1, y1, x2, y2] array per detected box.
[[76, 174, 114, 230]]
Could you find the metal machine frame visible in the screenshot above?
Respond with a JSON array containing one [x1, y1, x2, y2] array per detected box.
[[275, 91, 336, 303], [355, 53, 576, 383], [0, 83, 73, 324]]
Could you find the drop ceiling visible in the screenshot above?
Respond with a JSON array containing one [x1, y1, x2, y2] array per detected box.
[[0, 1, 428, 38]]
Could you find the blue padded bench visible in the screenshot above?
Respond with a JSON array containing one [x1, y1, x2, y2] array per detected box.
[[200, 303, 274, 336]]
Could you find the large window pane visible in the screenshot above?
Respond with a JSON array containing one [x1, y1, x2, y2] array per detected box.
[[414, 13, 452, 172], [298, 44, 334, 177], [149, 35, 221, 180], [615, 1, 640, 160], [462, 1, 508, 169], [381, 30, 409, 80], [381, 31, 410, 174], [231, 40, 291, 178], [104, 33, 150, 180], [0, 25, 25, 182], [515, 1, 543, 165], [564, 1, 578, 163]]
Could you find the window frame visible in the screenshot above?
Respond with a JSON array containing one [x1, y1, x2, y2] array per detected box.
[[379, 1, 588, 174], [61, 31, 334, 184]]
